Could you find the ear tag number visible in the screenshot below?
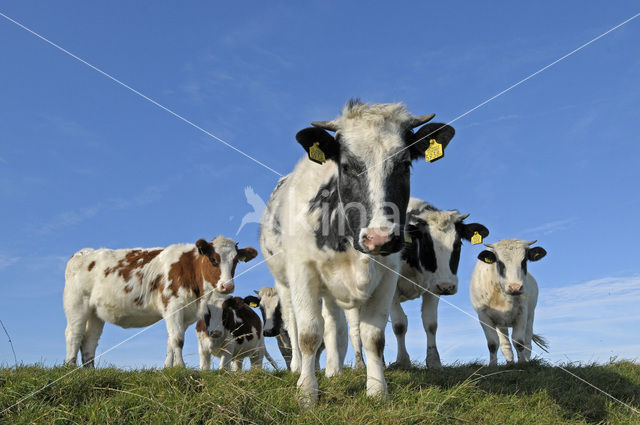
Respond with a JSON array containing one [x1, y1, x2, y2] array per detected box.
[[471, 231, 482, 245], [249, 302, 258, 308], [405, 234, 413, 243], [424, 139, 444, 163], [309, 142, 326, 164]]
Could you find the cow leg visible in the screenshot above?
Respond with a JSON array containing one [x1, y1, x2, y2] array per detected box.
[[389, 296, 410, 368], [275, 281, 301, 372], [288, 266, 323, 406], [231, 359, 243, 371], [219, 353, 232, 370], [250, 344, 264, 369], [63, 290, 90, 366], [478, 312, 499, 366], [345, 307, 365, 369], [80, 311, 105, 368], [322, 297, 347, 377], [277, 331, 293, 370], [512, 310, 528, 363], [164, 310, 186, 368], [198, 339, 211, 371], [421, 292, 442, 369], [523, 308, 535, 361], [360, 270, 397, 399], [497, 326, 514, 363]]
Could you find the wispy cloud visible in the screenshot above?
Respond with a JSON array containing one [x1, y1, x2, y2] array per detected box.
[[45, 115, 101, 148], [461, 114, 520, 129], [0, 255, 20, 270], [521, 217, 577, 235]]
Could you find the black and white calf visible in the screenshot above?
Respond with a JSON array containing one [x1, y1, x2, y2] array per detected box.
[[470, 239, 548, 365], [196, 295, 278, 371], [260, 100, 455, 403], [347, 198, 489, 369]]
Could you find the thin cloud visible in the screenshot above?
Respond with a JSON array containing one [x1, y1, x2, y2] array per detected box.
[[0, 255, 21, 270], [521, 217, 577, 235]]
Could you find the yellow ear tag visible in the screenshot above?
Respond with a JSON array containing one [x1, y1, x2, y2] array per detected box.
[[405, 234, 413, 243], [471, 231, 482, 245], [424, 139, 444, 163], [483, 257, 494, 264], [249, 302, 258, 308], [308, 142, 326, 164]]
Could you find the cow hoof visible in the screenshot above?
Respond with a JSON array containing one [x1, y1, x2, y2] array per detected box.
[[325, 367, 342, 378], [366, 380, 388, 400], [426, 358, 442, 370]]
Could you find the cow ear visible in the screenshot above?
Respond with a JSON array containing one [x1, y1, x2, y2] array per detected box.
[[527, 247, 547, 262], [243, 296, 260, 308], [460, 223, 490, 241], [407, 123, 455, 161], [478, 250, 496, 264], [196, 239, 214, 256], [296, 127, 339, 164], [237, 247, 258, 262]]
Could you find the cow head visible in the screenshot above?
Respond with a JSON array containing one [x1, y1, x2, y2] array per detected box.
[[403, 198, 489, 295], [477, 239, 547, 296], [202, 296, 228, 340], [195, 236, 258, 295], [297, 100, 455, 255], [245, 286, 283, 338]]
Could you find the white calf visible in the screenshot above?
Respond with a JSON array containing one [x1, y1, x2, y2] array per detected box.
[[470, 238, 547, 365]]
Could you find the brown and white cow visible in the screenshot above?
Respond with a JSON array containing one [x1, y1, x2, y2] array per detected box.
[[196, 295, 278, 370], [63, 236, 257, 368]]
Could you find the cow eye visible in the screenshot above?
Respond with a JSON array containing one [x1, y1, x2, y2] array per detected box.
[[209, 257, 219, 267]]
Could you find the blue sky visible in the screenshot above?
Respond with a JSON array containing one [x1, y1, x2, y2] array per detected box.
[[1, 1, 639, 370]]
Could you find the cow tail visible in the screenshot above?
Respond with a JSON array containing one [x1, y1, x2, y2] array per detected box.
[[532, 333, 549, 353]]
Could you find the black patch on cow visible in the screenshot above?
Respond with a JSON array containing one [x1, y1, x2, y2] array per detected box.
[[296, 127, 339, 163], [497, 260, 506, 277], [418, 225, 437, 272], [457, 222, 490, 241], [308, 176, 350, 252], [449, 236, 462, 274], [401, 224, 423, 272], [521, 257, 528, 275], [478, 250, 496, 264]]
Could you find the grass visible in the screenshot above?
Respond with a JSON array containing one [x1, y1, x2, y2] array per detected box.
[[1, 360, 639, 424]]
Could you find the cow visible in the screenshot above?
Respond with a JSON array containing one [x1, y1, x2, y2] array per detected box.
[[63, 236, 258, 368], [470, 238, 548, 365], [245, 286, 323, 370], [196, 295, 278, 370], [347, 198, 489, 369], [260, 99, 455, 403]]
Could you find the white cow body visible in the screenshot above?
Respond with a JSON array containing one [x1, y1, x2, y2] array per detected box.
[[260, 100, 455, 403], [470, 238, 546, 365], [63, 236, 257, 368]]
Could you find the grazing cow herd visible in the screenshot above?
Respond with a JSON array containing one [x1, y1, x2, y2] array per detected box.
[[63, 100, 548, 405]]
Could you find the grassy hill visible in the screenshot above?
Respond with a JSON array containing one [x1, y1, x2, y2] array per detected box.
[[1, 360, 639, 424]]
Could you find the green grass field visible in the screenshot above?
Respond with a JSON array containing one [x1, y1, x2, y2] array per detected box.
[[1, 360, 639, 424]]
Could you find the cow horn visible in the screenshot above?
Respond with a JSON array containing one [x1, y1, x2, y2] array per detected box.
[[526, 240, 538, 246], [458, 213, 470, 221], [408, 113, 435, 128], [254, 289, 260, 295], [484, 243, 495, 248], [310, 121, 338, 132]]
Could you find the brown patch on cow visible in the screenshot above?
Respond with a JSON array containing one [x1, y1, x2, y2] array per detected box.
[[195, 318, 207, 333], [134, 296, 143, 306], [149, 275, 163, 291], [124, 286, 133, 293], [487, 280, 507, 309], [428, 323, 437, 335], [177, 338, 184, 349], [513, 339, 525, 352], [104, 249, 163, 280], [392, 323, 406, 336], [163, 249, 221, 307], [299, 332, 321, 355], [222, 297, 262, 344], [87, 261, 96, 271]]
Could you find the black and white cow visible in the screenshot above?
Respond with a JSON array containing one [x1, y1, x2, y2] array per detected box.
[[470, 239, 548, 365], [260, 100, 455, 403], [347, 198, 489, 369]]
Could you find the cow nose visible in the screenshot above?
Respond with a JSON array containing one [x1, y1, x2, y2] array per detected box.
[[507, 283, 523, 294], [209, 330, 222, 338], [361, 228, 392, 251], [219, 282, 234, 293], [436, 283, 458, 295], [263, 328, 278, 337]]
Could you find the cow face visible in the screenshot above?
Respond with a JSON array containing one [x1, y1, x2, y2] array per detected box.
[[203, 296, 228, 339], [298, 100, 455, 255], [245, 287, 283, 338], [403, 199, 489, 295], [196, 236, 258, 294], [477, 239, 547, 296]]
